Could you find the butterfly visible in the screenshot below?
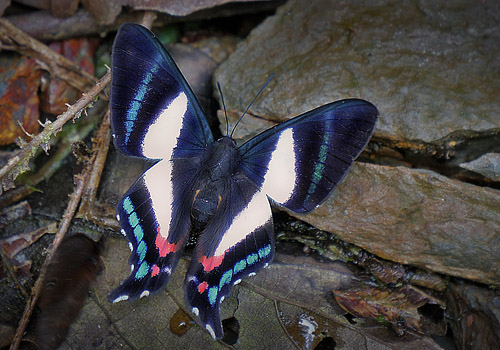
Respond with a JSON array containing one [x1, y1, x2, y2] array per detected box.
[[108, 23, 378, 340]]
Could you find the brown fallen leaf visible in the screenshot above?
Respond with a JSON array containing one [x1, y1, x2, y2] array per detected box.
[[40, 37, 100, 115], [0, 55, 40, 145], [333, 285, 446, 336], [0, 222, 57, 259]]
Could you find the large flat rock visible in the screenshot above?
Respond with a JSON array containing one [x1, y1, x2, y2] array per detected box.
[[215, 0, 500, 143], [302, 163, 500, 287]]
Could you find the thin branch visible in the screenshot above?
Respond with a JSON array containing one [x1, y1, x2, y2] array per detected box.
[[76, 109, 111, 219]]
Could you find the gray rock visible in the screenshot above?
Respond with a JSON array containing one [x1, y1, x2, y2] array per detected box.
[[302, 163, 500, 287], [215, 0, 500, 143], [213, 0, 500, 287], [461, 153, 500, 181]]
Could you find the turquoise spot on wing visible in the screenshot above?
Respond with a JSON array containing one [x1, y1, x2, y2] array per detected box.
[[246, 253, 258, 265], [306, 133, 330, 199], [123, 197, 134, 214], [234, 259, 247, 274], [208, 287, 218, 306], [128, 211, 139, 228], [124, 65, 159, 143], [258, 244, 272, 259], [135, 261, 149, 280], [137, 241, 147, 263], [133, 225, 144, 242], [219, 270, 233, 291]]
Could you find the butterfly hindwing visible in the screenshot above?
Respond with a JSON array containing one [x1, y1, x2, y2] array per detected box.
[[109, 157, 200, 302], [110, 23, 213, 160], [185, 172, 274, 339], [238, 99, 378, 212]]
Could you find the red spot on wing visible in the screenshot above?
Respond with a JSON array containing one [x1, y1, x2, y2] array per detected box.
[[155, 228, 181, 257], [200, 253, 225, 271], [151, 264, 160, 277], [198, 281, 209, 293]]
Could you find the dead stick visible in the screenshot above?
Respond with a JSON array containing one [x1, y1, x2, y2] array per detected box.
[[77, 109, 111, 219]]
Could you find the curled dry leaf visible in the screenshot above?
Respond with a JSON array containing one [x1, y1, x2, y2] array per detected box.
[[333, 285, 446, 336]]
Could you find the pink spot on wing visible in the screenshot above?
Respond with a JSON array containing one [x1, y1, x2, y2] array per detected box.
[[155, 229, 181, 257], [200, 253, 225, 272], [151, 264, 160, 277], [198, 281, 208, 293]]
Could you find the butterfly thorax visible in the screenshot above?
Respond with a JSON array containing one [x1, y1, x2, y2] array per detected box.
[[191, 136, 238, 230]]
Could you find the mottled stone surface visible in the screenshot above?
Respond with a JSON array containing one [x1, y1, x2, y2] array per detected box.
[[214, 0, 500, 286], [215, 0, 500, 143], [302, 163, 500, 286], [461, 153, 500, 181]]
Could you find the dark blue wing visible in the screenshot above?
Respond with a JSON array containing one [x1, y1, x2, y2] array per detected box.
[[110, 23, 213, 160], [109, 158, 199, 302], [237, 99, 378, 212], [109, 23, 212, 302], [184, 172, 274, 340]]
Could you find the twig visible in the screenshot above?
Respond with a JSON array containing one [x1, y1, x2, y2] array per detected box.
[[0, 18, 98, 94], [77, 109, 111, 219], [0, 72, 110, 193], [140, 11, 157, 29], [8, 109, 111, 350]]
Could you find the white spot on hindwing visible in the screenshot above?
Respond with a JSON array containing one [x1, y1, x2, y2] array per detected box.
[[128, 242, 133, 251], [234, 279, 242, 285], [113, 295, 129, 303], [206, 324, 216, 340], [248, 272, 256, 277], [192, 307, 199, 316], [142, 92, 187, 159], [140, 290, 150, 299], [262, 128, 297, 203]]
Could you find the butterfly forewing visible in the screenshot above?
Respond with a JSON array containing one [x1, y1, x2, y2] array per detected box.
[[110, 23, 213, 159], [238, 99, 378, 212]]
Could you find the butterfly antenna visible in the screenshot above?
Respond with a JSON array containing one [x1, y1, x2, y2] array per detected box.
[[230, 74, 274, 137], [217, 81, 230, 136]]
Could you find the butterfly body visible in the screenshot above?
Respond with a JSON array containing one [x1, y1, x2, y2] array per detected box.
[[191, 136, 238, 229], [109, 23, 378, 340]]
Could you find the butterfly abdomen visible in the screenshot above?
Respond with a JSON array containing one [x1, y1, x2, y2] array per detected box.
[[191, 136, 238, 230]]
